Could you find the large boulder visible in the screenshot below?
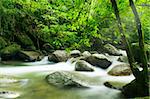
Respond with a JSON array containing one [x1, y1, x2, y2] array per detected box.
[[75, 60, 94, 72], [104, 44, 121, 56], [17, 51, 43, 62], [84, 54, 112, 69], [46, 71, 89, 88], [0, 44, 21, 61], [70, 50, 81, 58], [48, 50, 69, 62], [108, 64, 132, 76]]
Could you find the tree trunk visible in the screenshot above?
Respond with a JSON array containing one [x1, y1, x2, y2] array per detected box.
[[110, 0, 140, 78], [129, 0, 149, 96]]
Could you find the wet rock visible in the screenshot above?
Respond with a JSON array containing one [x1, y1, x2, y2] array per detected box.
[[0, 91, 20, 99], [46, 71, 89, 88], [104, 44, 121, 56], [48, 50, 69, 62], [118, 56, 128, 63], [108, 64, 132, 76], [0, 44, 21, 61], [82, 51, 91, 57], [17, 50, 43, 62], [104, 82, 122, 90], [70, 50, 81, 58], [84, 54, 112, 69], [75, 60, 94, 72]]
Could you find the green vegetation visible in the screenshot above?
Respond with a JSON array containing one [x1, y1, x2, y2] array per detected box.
[[0, 0, 149, 51]]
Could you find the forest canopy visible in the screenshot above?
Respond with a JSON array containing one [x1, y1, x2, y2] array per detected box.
[[0, 0, 150, 51]]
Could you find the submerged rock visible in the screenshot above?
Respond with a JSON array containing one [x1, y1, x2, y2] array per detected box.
[[84, 54, 112, 69], [17, 50, 43, 62], [104, 82, 122, 90], [48, 50, 69, 62], [0, 91, 20, 99], [46, 71, 90, 88], [104, 44, 121, 56], [75, 60, 94, 72], [108, 64, 132, 76], [70, 50, 81, 58]]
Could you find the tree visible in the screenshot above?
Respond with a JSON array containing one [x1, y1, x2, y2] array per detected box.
[[129, 0, 149, 96], [110, 0, 149, 97]]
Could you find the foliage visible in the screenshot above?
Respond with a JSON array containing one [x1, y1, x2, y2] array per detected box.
[[0, 0, 149, 50], [0, 36, 7, 50]]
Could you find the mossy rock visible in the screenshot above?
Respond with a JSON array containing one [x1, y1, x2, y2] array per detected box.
[[131, 43, 150, 63], [0, 36, 7, 50], [0, 44, 21, 61], [17, 50, 44, 62]]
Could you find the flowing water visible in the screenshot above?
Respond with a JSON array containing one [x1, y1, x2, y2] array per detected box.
[[0, 56, 135, 99]]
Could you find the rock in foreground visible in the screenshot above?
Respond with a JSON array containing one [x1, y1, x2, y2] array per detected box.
[[46, 71, 89, 88]]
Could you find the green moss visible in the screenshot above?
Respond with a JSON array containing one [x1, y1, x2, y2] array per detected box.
[[0, 36, 7, 50], [0, 43, 21, 55]]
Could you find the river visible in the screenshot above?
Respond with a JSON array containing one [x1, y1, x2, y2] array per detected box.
[[0, 56, 134, 99]]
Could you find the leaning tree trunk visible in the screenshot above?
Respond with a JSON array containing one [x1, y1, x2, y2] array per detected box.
[[110, 0, 149, 97], [110, 0, 140, 78], [129, 0, 149, 96]]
